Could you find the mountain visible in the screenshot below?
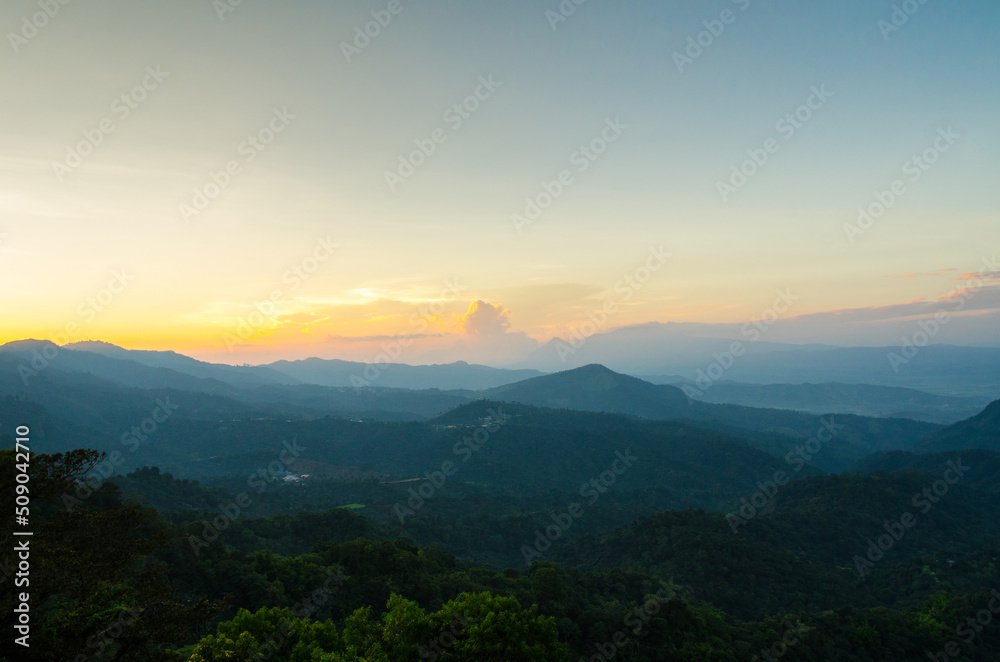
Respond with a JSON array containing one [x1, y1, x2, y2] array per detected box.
[[264, 357, 544, 390], [676, 381, 991, 424], [517, 325, 1000, 398], [1, 339, 244, 396], [483, 364, 941, 471], [484, 363, 691, 416], [519, 322, 822, 373], [1, 341, 944, 473], [921, 399, 1000, 452], [2, 339, 542, 394], [0, 349, 309, 445], [64, 340, 300, 388], [0, 355, 477, 456], [2, 352, 823, 506]]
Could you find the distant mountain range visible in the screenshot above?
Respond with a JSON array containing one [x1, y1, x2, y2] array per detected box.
[[57, 340, 543, 391], [264, 356, 543, 390], [669, 380, 992, 424], [0, 342, 471, 425], [4, 338, 997, 415], [2, 339, 997, 476], [64, 340, 300, 387], [517, 322, 1000, 397], [483, 364, 946, 471]]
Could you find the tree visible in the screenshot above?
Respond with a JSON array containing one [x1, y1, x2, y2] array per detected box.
[[189, 592, 569, 662], [0, 450, 227, 661]]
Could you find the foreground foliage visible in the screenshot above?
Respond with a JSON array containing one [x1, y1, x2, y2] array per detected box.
[[6, 450, 1000, 661]]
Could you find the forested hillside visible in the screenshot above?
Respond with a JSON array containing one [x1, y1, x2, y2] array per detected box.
[[5, 440, 1000, 661]]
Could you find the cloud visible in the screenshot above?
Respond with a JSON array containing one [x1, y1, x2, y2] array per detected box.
[[954, 271, 1000, 282], [629, 283, 1000, 348], [785, 284, 1000, 326], [446, 300, 540, 364], [460, 300, 513, 339]]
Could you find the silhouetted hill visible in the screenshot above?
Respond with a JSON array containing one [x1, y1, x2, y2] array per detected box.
[[1, 339, 538, 394], [0, 339, 243, 396], [483, 365, 941, 471], [3, 361, 824, 512], [0, 352, 299, 454], [484, 364, 691, 417], [64, 340, 300, 388], [519, 323, 825, 373], [0, 344, 476, 433], [522, 327, 1000, 397], [1, 342, 944, 475], [198, 401, 820, 507], [922, 399, 1000, 452]]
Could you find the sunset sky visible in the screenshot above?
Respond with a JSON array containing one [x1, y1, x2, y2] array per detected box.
[[2, 0, 998, 365]]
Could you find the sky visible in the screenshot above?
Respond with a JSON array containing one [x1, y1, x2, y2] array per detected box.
[[2, 0, 998, 365]]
